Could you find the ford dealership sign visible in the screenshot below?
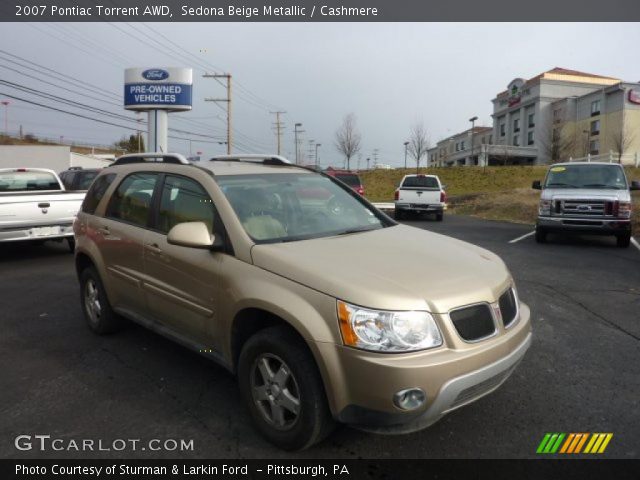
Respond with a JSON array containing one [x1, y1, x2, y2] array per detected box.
[[124, 67, 192, 111], [142, 69, 170, 81]]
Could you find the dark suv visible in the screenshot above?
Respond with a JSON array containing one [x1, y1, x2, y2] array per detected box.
[[59, 167, 101, 191]]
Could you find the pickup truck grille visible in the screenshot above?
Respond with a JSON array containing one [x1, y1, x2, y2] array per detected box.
[[556, 199, 606, 217], [449, 304, 496, 342]]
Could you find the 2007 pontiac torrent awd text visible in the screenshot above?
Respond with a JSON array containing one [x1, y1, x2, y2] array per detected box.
[[73, 153, 531, 450]]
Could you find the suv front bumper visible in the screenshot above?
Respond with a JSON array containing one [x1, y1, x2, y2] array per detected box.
[[316, 302, 531, 432]]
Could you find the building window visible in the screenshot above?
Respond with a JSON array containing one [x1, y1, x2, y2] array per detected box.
[[513, 118, 520, 133], [513, 135, 520, 147], [590, 119, 600, 136], [527, 131, 534, 145], [591, 100, 601, 116], [460, 141, 466, 150], [528, 113, 535, 128], [455, 142, 459, 152], [589, 139, 600, 155], [500, 123, 506, 136]]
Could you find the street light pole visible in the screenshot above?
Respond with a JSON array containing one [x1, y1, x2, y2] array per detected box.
[[469, 116, 478, 166], [403, 141, 409, 169], [294, 123, 303, 164], [1, 100, 9, 136]]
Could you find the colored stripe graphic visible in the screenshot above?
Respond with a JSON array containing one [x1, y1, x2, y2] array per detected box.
[[538, 433, 613, 454]]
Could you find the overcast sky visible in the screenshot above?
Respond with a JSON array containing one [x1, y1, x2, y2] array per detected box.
[[1, 22, 639, 167]]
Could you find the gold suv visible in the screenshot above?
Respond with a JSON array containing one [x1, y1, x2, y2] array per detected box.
[[74, 153, 531, 450]]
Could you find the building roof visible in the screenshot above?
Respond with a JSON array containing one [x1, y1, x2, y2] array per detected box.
[[496, 67, 620, 98]]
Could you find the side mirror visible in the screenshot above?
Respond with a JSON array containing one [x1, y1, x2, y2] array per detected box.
[[167, 222, 215, 249], [630, 180, 640, 191], [532, 180, 542, 190]]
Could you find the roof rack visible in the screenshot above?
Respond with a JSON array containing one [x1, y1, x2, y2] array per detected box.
[[112, 152, 191, 166], [209, 154, 292, 165]]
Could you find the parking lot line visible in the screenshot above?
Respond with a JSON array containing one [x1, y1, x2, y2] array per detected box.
[[631, 237, 640, 252], [508, 231, 535, 244]]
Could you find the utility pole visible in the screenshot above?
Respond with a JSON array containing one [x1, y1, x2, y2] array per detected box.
[[373, 149, 379, 167], [307, 140, 315, 164], [469, 116, 478, 165], [270, 111, 286, 155], [204, 73, 232, 154], [294, 123, 304, 164]]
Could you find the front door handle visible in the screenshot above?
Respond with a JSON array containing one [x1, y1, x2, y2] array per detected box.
[[144, 243, 163, 254]]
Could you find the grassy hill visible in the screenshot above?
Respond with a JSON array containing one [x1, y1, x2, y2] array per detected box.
[[360, 166, 640, 234]]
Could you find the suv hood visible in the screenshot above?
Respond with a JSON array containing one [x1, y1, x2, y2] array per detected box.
[[250, 225, 511, 313], [541, 188, 630, 201]]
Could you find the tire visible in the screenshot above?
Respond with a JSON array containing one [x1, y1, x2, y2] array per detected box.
[[535, 227, 547, 243], [79, 267, 123, 335], [67, 237, 76, 253], [435, 212, 443, 221], [616, 233, 631, 248], [394, 209, 404, 220], [238, 326, 335, 450]]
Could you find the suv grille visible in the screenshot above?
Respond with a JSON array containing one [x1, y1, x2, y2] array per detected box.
[[557, 199, 606, 216], [499, 288, 518, 327], [449, 304, 495, 341]]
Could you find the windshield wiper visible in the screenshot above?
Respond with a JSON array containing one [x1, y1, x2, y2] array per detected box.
[[583, 183, 619, 189], [546, 182, 577, 188], [336, 226, 381, 236]]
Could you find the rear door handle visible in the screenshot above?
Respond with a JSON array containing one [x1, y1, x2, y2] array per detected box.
[[144, 243, 163, 254]]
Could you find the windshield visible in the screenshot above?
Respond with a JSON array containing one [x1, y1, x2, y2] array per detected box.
[[335, 173, 361, 187], [402, 176, 439, 189], [216, 173, 389, 243], [0, 171, 61, 191], [544, 164, 628, 190]]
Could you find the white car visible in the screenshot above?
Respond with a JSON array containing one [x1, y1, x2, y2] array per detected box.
[[394, 174, 446, 221], [0, 168, 86, 250]]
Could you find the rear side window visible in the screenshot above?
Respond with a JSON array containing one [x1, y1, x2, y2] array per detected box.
[[82, 173, 116, 215], [77, 171, 99, 190], [157, 175, 216, 234], [402, 176, 439, 189], [59, 171, 74, 189], [107, 173, 158, 227]]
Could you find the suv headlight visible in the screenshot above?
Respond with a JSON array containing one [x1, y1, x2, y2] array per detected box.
[[337, 300, 443, 352], [539, 199, 551, 215]]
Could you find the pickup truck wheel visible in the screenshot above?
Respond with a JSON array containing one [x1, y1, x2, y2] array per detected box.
[[238, 326, 335, 450], [394, 210, 404, 220], [535, 228, 547, 243], [66, 238, 75, 253], [80, 267, 122, 334], [435, 213, 443, 221], [616, 233, 631, 248]]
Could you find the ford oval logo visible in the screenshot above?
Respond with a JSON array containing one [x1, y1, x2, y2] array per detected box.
[[142, 69, 169, 81]]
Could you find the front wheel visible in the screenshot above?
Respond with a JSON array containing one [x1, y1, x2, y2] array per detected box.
[[535, 227, 547, 243], [238, 326, 335, 450], [66, 237, 75, 253], [616, 233, 631, 248], [394, 209, 404, 220], [435, 212, 443, 221]]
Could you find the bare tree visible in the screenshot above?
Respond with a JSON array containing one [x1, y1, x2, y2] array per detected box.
[[408, 122, 429, 173], [334, 113, 361, 170], [610, 121, 636, 164], [539, 120, 575, 163]]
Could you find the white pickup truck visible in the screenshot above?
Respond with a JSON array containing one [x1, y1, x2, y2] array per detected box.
[[394, 174, 446, 221], [0, 168, 85, 251]]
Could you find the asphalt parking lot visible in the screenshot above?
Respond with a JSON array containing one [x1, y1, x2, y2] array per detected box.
[[1, 215, 639, 459]]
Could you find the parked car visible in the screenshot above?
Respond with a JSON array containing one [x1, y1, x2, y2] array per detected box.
[[59, 167, 101, 191], [0, 168, 85, 251], [74, 153, 531, 450], [394, 174, 446, 220], [532, 162, 639, 247], [325, 169, 365, 196]]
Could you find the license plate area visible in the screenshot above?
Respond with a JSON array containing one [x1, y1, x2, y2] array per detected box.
[[32, 226, 61, 237]]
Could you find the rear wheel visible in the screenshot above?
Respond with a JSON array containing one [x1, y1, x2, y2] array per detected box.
[[394, 209, 404, 220], [535, 227, 547, 243], [238, 326, 334, 450], [435, 212, 443, 221], [616, 233, 631, 248], [80, 267, 123, 334]]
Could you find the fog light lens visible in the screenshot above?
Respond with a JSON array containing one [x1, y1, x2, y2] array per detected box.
[[393, 388, 427, 411]]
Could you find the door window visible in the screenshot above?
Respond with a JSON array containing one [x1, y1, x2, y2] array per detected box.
[[107, 173, 158, 227], [157, 175, 216, 234]]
